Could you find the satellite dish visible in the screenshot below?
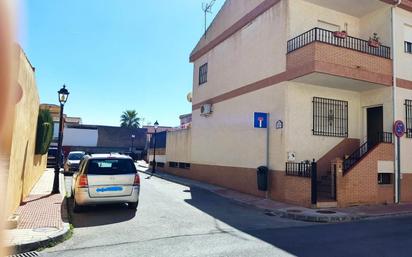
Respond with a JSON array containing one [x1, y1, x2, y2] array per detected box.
[[187, 92, 192, 103]]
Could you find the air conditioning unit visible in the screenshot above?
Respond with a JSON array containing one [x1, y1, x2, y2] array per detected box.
[[200, 104, 212, 116]]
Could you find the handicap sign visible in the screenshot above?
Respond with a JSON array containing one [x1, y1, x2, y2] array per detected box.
[[394, 120, 405, 138], [254, 112, 268, 128]]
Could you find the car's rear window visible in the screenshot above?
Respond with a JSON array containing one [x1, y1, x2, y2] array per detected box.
[[86, 158, 136, 175], [68, 153, 84, 160]]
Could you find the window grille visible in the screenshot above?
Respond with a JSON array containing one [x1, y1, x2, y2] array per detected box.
[[313, 97, 348, 137]]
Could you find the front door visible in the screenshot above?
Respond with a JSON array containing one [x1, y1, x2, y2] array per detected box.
[[367, 106, 383, 147]]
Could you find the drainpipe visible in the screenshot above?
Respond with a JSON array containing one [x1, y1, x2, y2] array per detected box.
[[392, 0, 401, 204]]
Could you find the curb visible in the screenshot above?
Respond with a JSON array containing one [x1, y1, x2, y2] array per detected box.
[[138, 169, 409, 223], [6, 194, 72, 254], [6, 222, 71, 254]]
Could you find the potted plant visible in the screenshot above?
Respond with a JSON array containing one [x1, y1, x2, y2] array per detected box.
[[368, 33, 380, 48], [333, 30, 347, 39]]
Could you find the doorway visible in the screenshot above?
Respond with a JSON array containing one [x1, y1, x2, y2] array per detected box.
[[367, 106, 383, 147]]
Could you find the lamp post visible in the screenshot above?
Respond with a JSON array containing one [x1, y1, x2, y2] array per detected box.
[[152, 120, 159, 174], [131, 134, 135, 152], [52, 85, 69, 194]]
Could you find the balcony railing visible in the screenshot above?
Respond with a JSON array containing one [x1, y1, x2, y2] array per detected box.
[[287, 27, 391, 59]]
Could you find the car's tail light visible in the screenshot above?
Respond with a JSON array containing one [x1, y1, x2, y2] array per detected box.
[[133, 174, 140, 186], [78, 175, 88, 188]]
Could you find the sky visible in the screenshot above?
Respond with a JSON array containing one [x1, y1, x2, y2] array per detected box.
[[18, 0, 224, 127]]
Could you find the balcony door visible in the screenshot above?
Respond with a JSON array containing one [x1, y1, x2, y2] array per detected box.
[[367, 106, 383, 147]]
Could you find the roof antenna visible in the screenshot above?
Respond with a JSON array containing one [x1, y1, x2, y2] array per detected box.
[[202, 0, 216, 38]]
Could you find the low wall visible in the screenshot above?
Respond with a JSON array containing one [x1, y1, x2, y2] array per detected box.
[[161, 163, 312, 207], [336, 143, 394, 207]]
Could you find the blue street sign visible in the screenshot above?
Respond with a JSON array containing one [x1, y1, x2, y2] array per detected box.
[[254, 112, 268, 128]]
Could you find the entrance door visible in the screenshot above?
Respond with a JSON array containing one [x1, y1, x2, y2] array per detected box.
[[367, 106, 383, 147]]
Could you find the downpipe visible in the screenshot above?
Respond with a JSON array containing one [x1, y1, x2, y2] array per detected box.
[[392, 0, 401, 203]]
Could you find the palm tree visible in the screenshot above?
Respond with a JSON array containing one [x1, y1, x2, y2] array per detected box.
[[120, 110, 141, 128]]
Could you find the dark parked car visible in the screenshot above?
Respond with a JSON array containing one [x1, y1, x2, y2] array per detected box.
[[47, 147, 64, 168]]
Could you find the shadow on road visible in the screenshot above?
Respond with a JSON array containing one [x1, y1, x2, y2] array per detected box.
[[66, 198, 136, 228], [184, 186, 412, 257]]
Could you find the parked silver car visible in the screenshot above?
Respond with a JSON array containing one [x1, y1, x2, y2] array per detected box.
[[71, 154, 140, 212], [64, 151, 86, 174]]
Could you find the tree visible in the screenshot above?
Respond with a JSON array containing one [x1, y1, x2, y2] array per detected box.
[[35, 109, 54, 155], [120, 110, 141, 128]]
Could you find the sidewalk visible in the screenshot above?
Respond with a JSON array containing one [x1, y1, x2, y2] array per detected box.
[[136, 164, 412, 223], [4, 168, 71, 254]]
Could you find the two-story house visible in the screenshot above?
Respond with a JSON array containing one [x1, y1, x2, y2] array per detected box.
[[162, 0, 412, 208]]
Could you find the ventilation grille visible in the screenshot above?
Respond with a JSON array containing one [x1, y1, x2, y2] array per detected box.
[[8, 251, 39, 257]]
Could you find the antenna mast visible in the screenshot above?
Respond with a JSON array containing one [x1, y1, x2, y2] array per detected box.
[[202, 0, 216, 38]]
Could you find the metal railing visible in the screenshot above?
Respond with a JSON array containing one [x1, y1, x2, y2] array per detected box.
[[285, 161, 313, 178], [287, 27, 391, 59], [343, 132, 393, 173]]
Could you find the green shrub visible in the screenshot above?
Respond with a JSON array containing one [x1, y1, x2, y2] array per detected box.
[[35, 109, 54, 155]]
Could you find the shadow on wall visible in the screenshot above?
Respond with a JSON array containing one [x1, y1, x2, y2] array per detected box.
[[19, 141, 29, 203]]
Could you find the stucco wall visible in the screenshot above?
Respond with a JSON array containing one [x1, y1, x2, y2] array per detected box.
[[192, 0, 287, 105], [397, 87, 412, 174], [5, 47, 47, 216], [62, 128, 98, 147], [288, 0, 361, 39], [165, 129, 191, 163], [395, 8, 412, 82], [191, 82, 287, 171]]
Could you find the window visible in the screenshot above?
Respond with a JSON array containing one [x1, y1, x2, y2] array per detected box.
[[199, 63, 208, 85], [157, 162, 165, 168], [178, 162, 191, 169], [378, 173, 392, 185], [405, 41, 412, 54], [313, 97, 348, 137], [86, 159, 137, 175], [406, 100, 412, 138], [169, 162, 178, 168], [317, 20, 340, 32]]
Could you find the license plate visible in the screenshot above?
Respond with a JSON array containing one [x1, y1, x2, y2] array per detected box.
[[96, 186, 123, 193]]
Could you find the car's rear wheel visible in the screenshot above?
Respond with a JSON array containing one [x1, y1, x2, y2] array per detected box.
[[128, 201, 138, 210], [73, 198, 83, 213]]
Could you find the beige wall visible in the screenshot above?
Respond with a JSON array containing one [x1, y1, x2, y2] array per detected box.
[[191, 83, 287, 171], [165, 129, 191, 163], [359, 6, 392, 47], [396, 8, 412, 81], [288, 0, 361, 39], [397, 87, 412, 174], [192, 0, 287, 105], [191, 0, 265, 56], [5, 47, 47, 216], [286, 82, 361, 163]]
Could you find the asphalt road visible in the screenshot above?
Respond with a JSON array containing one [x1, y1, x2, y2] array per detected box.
[[42, 173, 412, 257]]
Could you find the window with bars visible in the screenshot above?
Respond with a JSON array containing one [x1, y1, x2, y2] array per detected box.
[[405, 41, 412, 54], [199, 63, 208, 85], [406, 100, 412, 138], [313, 97, 348, 137]]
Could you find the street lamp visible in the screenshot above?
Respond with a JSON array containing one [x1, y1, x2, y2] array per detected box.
[[152, 120, 159, 174], [52, 85, 69, 194], [131, 134, 135, 152]]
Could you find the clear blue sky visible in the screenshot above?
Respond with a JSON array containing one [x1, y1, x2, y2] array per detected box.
[[18, 0, 224, 127]]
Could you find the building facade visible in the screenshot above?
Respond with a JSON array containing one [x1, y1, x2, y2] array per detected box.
[[159, 0, 412, 208], [0, 46, 48, 216]]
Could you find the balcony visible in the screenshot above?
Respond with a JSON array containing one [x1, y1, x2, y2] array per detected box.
[[286, 28, 393, 91], [287, 27, 390, 59]]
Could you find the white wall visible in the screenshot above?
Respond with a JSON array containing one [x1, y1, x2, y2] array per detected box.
[[62, 128, 98, 147]]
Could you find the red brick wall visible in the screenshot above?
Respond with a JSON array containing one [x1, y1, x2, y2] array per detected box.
[[270, 171, 311, 207], [336, 143, 394, 207], [287, 42, 393, 86], [316, 138, 360, 178], [401, 174, 412, 202], [160, 163, 312, 207]]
